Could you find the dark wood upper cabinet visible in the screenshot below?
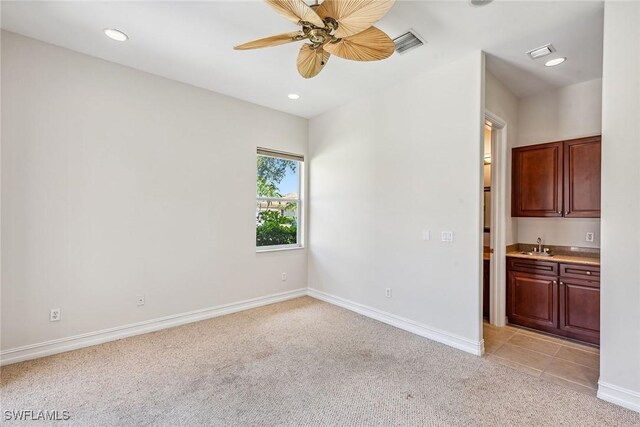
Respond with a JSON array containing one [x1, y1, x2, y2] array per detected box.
[[512, 142, 564, 217], [512, 136, 601, 218], [564, 136, 601, 218]]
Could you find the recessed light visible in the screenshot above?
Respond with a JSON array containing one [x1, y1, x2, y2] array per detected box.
[[545, 57, 567, 67], [469, 0, 494, 6], [288, 93, 300, 100], [104, 28, 128, 42]]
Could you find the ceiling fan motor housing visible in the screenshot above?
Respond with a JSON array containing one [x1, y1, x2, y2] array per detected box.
[[303, 17, 339, 47], [308, 28, 328, 44]]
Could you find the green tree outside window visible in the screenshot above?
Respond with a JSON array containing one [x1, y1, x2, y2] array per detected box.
[[256, 155, 299, 247]]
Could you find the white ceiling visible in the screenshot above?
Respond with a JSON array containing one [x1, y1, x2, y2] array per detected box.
[[1, 1, 604, 118]]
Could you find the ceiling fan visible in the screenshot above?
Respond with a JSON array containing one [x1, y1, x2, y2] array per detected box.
[[234, 0, 397, 78]]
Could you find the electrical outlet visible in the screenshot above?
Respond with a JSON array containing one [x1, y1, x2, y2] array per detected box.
[[137, 295, 145, 306], [50, 308, 61, 322], [385, 288, 392, 298], [441, 231, 454, 242], [586, 232, 594, 242], [281, 272, 287, 281]]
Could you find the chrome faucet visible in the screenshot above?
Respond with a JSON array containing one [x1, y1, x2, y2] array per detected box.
[[536, 237, 542, 253]]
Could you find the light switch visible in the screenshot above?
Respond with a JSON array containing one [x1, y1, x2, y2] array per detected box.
[[441, 231, 454, 242], [422, 229, 430, 241]]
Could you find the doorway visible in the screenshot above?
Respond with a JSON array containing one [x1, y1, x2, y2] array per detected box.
[[482, 125, 492, 320], [481, 111, 507, 336]]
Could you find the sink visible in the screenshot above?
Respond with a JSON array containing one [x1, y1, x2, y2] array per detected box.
[[520, 251, 554, 257]]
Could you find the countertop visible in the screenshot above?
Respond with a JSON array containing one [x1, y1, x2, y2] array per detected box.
[[506, 251, 600, 266]]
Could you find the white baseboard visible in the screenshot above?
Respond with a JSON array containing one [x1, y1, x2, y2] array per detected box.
[[4, 285, 638, 414], [598, 381, 640, 413], [0, 288, 307, 366], [307, 288, 484, 356]]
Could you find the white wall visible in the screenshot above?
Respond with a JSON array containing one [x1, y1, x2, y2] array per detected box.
[[516, 79, 603, 148], [308, 52, 484, 350], [485, 71, 519, 246], [598, 0, 640, 412], [516, 78, 602, 248], [515, 217, 600, 248], [1, 32, 308, 352]]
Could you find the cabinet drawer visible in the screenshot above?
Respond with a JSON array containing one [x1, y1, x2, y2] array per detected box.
[[560, 263, 600, 281], [507, 257, 558, 276]]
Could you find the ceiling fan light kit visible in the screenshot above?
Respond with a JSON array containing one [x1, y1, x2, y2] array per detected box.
[[234, 0, 397, 78]]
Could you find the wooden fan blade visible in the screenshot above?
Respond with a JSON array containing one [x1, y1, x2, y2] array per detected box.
[[297, 44, 330, 78], [265, 0, 325, 28], [324, 26, 394, 61], [316, 0, 396, 38], [234, 32, 303, 50]]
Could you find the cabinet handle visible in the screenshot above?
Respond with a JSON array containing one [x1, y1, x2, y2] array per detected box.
[[553, 281, 557, 285], [586, 271, 592, 275], [559, 281, 564, 285]]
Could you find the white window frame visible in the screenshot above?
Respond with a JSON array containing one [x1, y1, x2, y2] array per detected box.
[[256, 149, 304, 252]]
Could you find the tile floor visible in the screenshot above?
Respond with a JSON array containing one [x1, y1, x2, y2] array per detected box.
[[483, 322, 600, 395]]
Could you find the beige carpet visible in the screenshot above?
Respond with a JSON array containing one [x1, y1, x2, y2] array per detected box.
[[2, 297, 639, 426]]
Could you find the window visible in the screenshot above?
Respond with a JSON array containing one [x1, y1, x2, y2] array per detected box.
[[256, 148, 303, 250]]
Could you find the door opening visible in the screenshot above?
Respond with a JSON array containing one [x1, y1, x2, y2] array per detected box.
[[481, 111, 508, 345], [482, 125, 492, 320]]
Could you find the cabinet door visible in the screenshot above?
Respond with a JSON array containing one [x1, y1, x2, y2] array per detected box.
[[564, 136, 601, 218], [559, 278, 600, 344], [512, 142, 563, 217], [507, 271, 558, 331]]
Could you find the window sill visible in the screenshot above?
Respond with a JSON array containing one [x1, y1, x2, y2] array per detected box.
[[256, 245, 305, 253]]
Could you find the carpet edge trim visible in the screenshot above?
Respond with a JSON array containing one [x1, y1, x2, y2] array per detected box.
[[307, 288, 483, 356], [0, 288, 307, 366]]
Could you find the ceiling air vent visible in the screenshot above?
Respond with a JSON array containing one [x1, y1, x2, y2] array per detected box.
[[393, 30, 424, 55], [526, 43, 556, 60]]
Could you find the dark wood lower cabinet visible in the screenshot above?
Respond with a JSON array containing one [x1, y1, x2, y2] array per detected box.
[[506, 257, 600, 345], [559, 278, 600, 344], [507, 271, 558, 332]]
